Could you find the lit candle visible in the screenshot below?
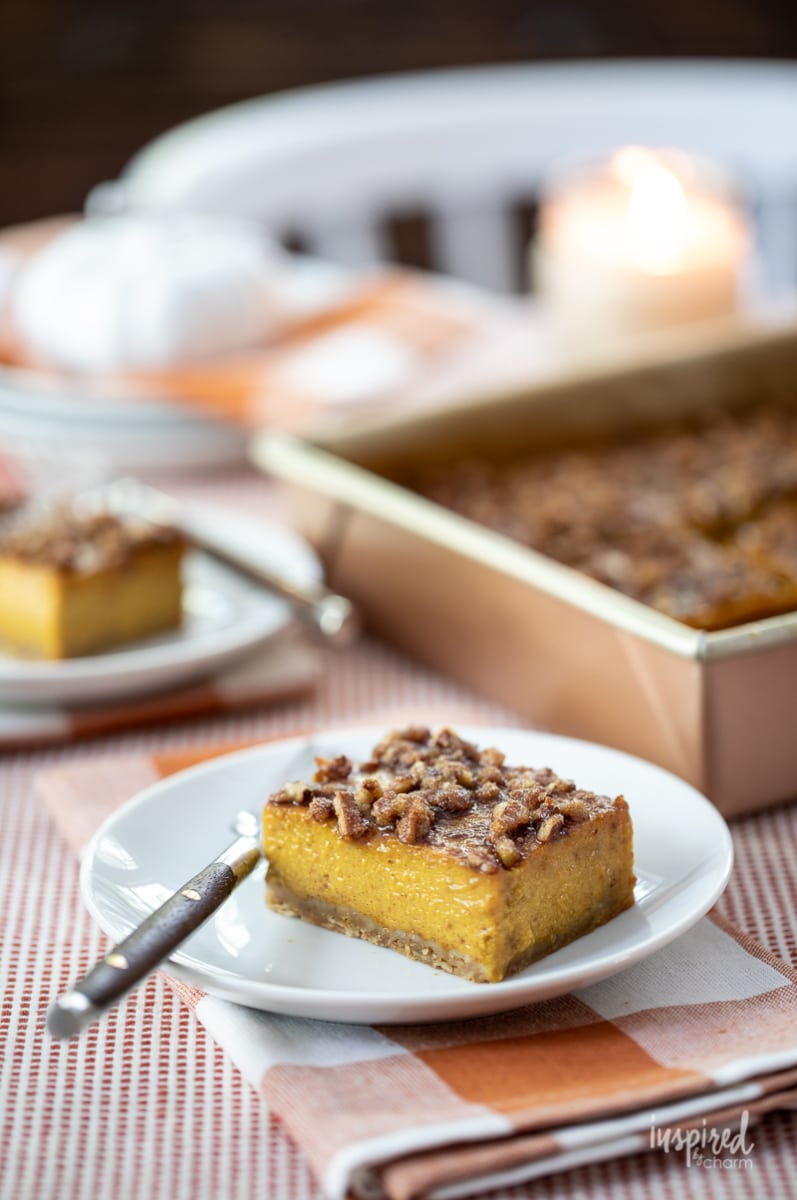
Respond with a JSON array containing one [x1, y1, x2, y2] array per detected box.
[[533, 147, 751, 354]]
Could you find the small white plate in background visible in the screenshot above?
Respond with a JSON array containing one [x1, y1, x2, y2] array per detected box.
[[0, 502, 321, 705]]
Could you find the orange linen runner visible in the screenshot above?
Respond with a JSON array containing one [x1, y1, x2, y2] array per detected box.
[[38, 723, 797, 1200]]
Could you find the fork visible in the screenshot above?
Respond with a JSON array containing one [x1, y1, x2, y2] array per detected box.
[[47, 810, 262, 1038]]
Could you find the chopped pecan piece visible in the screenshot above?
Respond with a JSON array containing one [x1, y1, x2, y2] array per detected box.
[[478, 765, 504, 786], [369, 728, 433, 769], [475, 780, 501, 803], [380, 742, 427, 769], [556, 797, 590, 822], [313, 755, 353, 783], [308, 794, 335, 821], [494, 836, 522, 868], [488, 797, 530, 841], [400, 725, 432, 743], [409, 760, 429, 783], [333, 790, 369, 839], [434, 759, 477, 789], [536, 813, 565, 842], [354, 777, 384, 813], [454, 763, 477, 788], [396, 795, 434, 844], [546, 777, 576, 796], [270, 780, 308, 804], [529, 801, 556, 822], [392, 775, 417, 794], [432, 783, 473, 813], [508, 781, 547, 809], [371, 790, 408, 826], [433, 728, 479, 761], [480, 746, 506, 767]]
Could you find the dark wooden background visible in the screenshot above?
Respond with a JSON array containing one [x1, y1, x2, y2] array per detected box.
[[2, 0, 796, 228]]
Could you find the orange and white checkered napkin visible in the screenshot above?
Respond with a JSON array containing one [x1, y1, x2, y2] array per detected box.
[[1, 634, 319, 750], [39, 737, 797, 1200]]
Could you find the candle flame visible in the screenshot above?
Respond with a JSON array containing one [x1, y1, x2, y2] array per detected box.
[[611, 148, 689, 275]]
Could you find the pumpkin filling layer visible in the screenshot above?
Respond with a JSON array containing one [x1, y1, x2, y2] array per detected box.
[[263, 727, 635, 983]]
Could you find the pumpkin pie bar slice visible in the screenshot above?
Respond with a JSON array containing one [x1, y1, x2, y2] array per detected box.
[[0, 504, 186, 658], [263, 727, 635, 983]]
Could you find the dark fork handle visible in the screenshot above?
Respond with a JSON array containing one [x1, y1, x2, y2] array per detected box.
[[47, 833, 261, 1038]]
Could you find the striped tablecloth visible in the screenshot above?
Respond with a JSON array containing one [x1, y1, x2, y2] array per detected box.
[[3, 471, 797, 1200]]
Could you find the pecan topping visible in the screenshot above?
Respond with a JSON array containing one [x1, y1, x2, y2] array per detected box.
[[436, 759, 462, 783], [411, 404, 797, 630], [508, 781, 547, 809], [478, 765, 504, 786], [401, 725, 432, 743], [536, 813, 565, 842], [354, 777, 384, 813], [0, 505, 182, 572], [268, 728, 607, 873], [333, 791, 369, 839], [488, 797, 530, 841], [494, 836, 522, 868], [546, 777, 576, 796], [370, 729, 430, 769], [528, 805, 547, 823], [432, 783, 473, 813], [270, 780, 308, 804], [309, 795, 335, 821], [531, 767, 556, 787], [371, 790, 408, 826], [475, 780, 501, 803], [556, 797, 590, 822], [433, 728, 479, 761], [391, 775, 417, 794], [409, 761, 429, 783], [314, 755, 352, 783], [396, 796, 433, 844]]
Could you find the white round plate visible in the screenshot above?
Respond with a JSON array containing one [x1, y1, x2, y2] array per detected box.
[[0, 364, 196, 425], [0, 384, 247, 471], [81, 725, 734, 1025], [0, 503, 321, 705]]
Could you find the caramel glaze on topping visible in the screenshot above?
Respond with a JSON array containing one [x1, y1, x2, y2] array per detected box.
[[267, 727, 622, 872]]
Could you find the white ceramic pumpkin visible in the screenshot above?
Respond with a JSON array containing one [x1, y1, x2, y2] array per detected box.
[[12, 214, 281, 372]]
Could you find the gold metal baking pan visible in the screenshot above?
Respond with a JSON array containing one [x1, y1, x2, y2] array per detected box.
[[252, 318, 797, 817]]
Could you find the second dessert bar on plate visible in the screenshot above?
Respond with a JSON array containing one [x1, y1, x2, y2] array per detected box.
[[0, 504, 186, 658]]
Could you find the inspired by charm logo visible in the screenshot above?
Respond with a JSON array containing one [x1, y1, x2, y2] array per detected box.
[[650, 1110, 755, 1169]]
